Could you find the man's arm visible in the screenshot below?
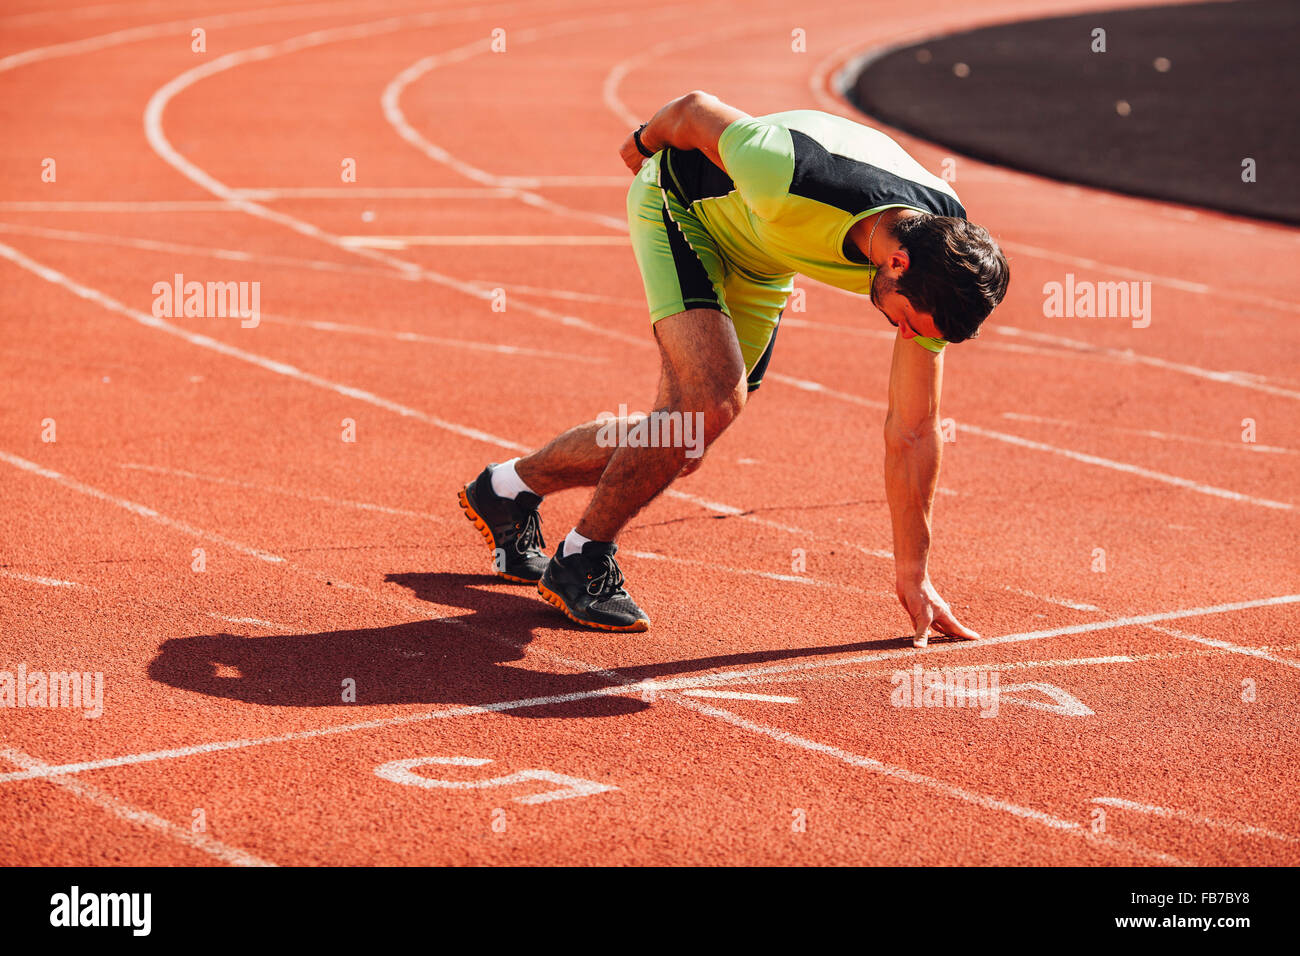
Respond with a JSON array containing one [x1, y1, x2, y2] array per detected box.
[[618, 91, 748, 173], [883, 331, 979, 647]]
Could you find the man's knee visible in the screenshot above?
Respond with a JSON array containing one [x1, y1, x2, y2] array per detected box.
[[680, 375, 746, 446]]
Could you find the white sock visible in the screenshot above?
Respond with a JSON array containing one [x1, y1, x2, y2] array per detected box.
[[489, 458, 536, 500], [561, 528, 593, 559]]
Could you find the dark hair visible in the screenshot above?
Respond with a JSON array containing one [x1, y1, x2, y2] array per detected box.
[[890, 215, 1009, 342]]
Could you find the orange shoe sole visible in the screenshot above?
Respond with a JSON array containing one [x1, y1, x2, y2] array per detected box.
[[457, 486, 538, 585], [536, 581, 650, 633]]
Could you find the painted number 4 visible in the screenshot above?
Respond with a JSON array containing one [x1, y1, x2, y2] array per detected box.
[[375, 756, 617, 805]]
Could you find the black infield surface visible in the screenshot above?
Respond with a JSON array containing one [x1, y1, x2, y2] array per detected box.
[[848, 0, 1299, 225]]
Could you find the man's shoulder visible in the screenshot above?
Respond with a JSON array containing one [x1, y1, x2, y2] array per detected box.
[[754, 110, 964, 217]]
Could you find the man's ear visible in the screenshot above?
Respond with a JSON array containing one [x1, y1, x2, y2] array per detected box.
[[890, 249, 911, 274]]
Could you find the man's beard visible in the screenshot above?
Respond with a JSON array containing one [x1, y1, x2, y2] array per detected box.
[[870, 270, 897, 312]]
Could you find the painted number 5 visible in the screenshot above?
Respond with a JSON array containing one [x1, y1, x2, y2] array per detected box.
[[375, 756, 617, 805]]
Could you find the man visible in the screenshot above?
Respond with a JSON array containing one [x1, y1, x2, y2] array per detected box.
[[459, 91, 1009, 646]]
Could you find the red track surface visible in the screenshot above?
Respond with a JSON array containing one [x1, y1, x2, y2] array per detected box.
[[1, 0, 1297, 866]]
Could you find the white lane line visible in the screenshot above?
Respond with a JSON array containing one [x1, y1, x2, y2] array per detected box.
[[6, 592, 1296, 784], [769, 372, 1296, 511], [1092, 797, 1300, 843], [1147, 624, 1300, 671], [965, 422, 1295, 511], [0, 242, 527, 452], [0, 221, 402, 280], [233, 186, 514, 200], [0, 220, 633, 330], [679, 690, 799, 703], [251, 312, 605, 364], [798, 283, 1300, 400], [120, 462, 446, 521], [0, 0, 427, 72], [720, 649, 1206, 686], [1002, 585, 1101, 612], [0, 201, 241, 212], [623, 549, 889, 596], [665, 695, 1186, 865], [994, 327, 1300, 402], [625, 594, 1300, 694], [0, 449, 286, 564], [0, 569, 91, 589], [141, 15, 653, 350], [462, 282, 643, 308], [1001, 240, 1300, 317], [379, 10, 645, 232], [0, 450, 470, 633], [1001, 412, 1299, 455], [340, 235, 630, 248], [0, 746, 275, 866], [0, 560, 291, 631]]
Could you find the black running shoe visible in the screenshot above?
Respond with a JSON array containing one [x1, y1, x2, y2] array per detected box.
[[537, 541, 650, 632], [458, 465, 548, 584]]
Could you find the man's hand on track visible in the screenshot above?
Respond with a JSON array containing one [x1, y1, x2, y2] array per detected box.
[[895, 577, 980, 648]]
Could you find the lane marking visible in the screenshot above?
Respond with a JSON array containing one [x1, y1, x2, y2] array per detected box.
[[379, 12, 643, 232], [1000, 411, 1299, 455], [0, 221, 404, 280], [0, 0, 425, 73], [768, 373, 1296, 511], [663, 696, 1186, 865], [0, 242, 527, 452], [5, 592, 1296, 784], [233, 186, 514, 199], [0, 569, 90, 589], [1147, 624, 1300, 671], [120, 462, 446, 521], [1092, 797, 1300, 843], [679, 690, 800, 703], [340, 234, 630, 248], [0, 562, 290, 631], [0, 200, 240, 212], [251, 312, 605, 363], [797, 283, 1300, 399], [0, 448, 286, 564], [0, 746, 274, 866], [1002, 585, 1101, 612], [994, 327, 1300, 402], [1001, 239, 1300, 317], [0, 450, 466, 633], [987, 682, 1093, 717], [374, 756, 617, 804], [623, 549, 889, 596]]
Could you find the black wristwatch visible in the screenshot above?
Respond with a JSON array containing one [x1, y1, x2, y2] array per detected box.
[[633, 124, 654, 158]]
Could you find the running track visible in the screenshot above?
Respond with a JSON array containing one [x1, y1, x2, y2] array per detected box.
[[1, 0, 1297, 866]]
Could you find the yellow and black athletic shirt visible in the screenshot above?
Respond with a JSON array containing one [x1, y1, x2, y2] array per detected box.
[[659, 109, 966, 352]]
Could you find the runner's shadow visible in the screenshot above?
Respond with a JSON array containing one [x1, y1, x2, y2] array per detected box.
[[148, 571, 913, 718]]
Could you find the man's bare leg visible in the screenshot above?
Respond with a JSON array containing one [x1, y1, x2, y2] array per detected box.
[[576, 308, 747, 541], [522, 309, 747, 631], [514, 335, 681, 497]]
